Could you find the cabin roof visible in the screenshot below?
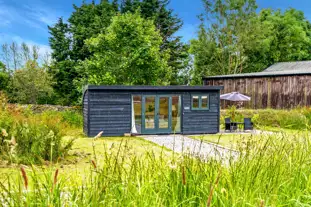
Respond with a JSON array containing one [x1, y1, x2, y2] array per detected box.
[[203, 61, 311, 80], [85, 85, 224, 91]]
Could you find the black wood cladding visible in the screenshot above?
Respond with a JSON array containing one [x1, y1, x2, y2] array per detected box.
[[83, 89, 221, 136]]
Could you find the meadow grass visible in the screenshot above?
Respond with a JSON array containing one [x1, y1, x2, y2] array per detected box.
[[2, 132, 311, 206]]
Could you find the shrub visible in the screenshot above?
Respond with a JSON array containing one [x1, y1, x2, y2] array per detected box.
[[12, 121, 73, 164], [0, 93, 75, 164], [221, 108, 310, 130], [41, 110, 83, 128]]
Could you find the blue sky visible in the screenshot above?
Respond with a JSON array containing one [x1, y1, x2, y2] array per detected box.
[[0, 0, 310, 55]]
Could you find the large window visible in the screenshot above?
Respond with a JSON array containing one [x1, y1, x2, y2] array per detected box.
[[191, 94, 210, 110]]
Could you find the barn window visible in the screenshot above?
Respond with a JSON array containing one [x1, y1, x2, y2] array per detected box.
[[191, 95, 210, 110]]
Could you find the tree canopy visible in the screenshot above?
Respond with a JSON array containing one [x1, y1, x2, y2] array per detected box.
[[189, 0, 311, 84], [2, 0, 311, 105], [77, 11, 171, 87], [11, 61, 54, 104]]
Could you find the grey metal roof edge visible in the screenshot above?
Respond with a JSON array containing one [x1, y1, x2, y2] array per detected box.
[[85, 85, 224, 91], [203, 72, 311, 80]]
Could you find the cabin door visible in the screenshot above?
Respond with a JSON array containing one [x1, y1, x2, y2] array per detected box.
[[142, 95, 172, 134]]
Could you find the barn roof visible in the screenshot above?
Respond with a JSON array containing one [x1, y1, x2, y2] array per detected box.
[[203, 61, 311, 80]]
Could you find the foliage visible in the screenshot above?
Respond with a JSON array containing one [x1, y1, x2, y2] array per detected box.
[[3, 132, 311, 205], [79, 11, 171, 86], [120, 0, 189, 85], [48, 2, 117, 104], [68, 1, 118, 62], [190, 0, 261, 83], [0, 95, 79, 164], [190, 1, 311, 83], [0, 70, 9, 92], [257, 8, 311, 64], [48, 0, 189, 104], [221, 108, 311, 130], [10, 60, 54, 104], [0, 61, 6, 72], [41, 110, 83, 129], [49, 60, 80, 105]]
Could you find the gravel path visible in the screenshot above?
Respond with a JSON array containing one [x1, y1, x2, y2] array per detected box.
[[143, 135, 239, 162]]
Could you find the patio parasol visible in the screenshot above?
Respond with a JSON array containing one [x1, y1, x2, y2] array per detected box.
[[220, 92, 251, 101]]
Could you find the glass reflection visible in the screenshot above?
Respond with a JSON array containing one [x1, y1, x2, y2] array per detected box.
[[145, 96, 155, 129], [158, 97, 169, 129], [172, 96, 181, 133]]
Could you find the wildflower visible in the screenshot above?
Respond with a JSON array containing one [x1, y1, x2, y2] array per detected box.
[[10, 136, 16, 146], [260, 200, 265, 207], [167, 161, 177, 169], [1, 129, 8, 137], [20, 167, 28, 190]]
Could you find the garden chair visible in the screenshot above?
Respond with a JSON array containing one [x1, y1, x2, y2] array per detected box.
[[225, 117, 238, 132], [244, 118, 254, 131], [225, 118, 231, 131]]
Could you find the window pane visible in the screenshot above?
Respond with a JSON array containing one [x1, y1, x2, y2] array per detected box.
[[201, 96, 209, 109], [145, 97, 155, 129], [192, 96, 199, 109], [133, 96, 142, 133], [172, 96, 181, 133], [158, 97, 169, 129]]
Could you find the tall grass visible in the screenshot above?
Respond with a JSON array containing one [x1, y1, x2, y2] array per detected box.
[[2, 132, 311, 206], [0, 93, 78, 164]]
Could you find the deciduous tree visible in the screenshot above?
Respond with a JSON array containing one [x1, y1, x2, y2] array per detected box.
[[78, 12, 171, 87], [11, 60, 54, 104], [120, 0, 189, 84]]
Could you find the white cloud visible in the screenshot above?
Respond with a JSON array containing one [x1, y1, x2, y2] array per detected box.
[[24, 5, 59, 26], [0, 1, 59, 29]]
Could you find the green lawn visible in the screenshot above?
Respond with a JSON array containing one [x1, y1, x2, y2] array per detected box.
[[62, 135, 172, 172], [191, 133, 259, 149], [191, 128, 308, 150], [0, 135, 173, 184]]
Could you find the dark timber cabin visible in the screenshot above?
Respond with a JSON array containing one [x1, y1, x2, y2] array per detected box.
[[83, 85, 223, 137]]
